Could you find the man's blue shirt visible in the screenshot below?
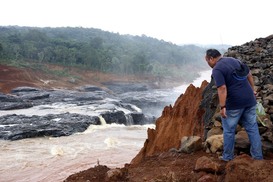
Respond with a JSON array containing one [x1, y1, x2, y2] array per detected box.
[[212, 57, 256, 110]]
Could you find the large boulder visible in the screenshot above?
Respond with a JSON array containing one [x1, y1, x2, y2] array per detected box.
[[225, 154, 273, 181]]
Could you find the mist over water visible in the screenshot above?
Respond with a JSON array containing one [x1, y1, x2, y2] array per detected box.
[[0, 70, 211, 182], [174, 70, 211, 94]]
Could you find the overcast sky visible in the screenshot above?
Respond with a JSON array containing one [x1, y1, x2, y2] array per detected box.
[[1, 0, 272, 46]]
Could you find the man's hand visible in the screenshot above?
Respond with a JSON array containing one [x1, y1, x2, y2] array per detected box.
[[220, 107, 227, 118]]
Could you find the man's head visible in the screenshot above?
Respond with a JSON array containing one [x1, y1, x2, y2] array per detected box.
[[205, 49, 222, 68]]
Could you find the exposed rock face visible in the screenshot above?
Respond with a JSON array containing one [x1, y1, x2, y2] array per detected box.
[[131, 81, 208, 164]]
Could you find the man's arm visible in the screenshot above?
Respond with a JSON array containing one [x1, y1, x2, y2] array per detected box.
[[217, 84, 227, 107], [217, 84, 227, 118], [247, 72, 257, 96], [247, 72, 255, 91]]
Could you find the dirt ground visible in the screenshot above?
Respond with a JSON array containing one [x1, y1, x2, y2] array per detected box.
[[64, 151, 226, 182], [64, 151, 273, 182]]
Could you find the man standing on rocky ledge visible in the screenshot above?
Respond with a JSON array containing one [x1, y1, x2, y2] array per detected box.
[[205, 49, 263, 161]]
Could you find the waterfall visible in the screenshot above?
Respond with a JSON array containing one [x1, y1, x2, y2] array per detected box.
[[125, 114, 133, 125], [98, 115, 107, 125]]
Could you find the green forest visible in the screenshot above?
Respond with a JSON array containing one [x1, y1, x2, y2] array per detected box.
[[0, 26, 228, 83]]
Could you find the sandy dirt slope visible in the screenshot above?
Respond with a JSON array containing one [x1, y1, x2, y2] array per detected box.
[[0, 64, 161, 93]]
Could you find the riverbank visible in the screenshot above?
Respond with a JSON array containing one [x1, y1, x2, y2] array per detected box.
[[0, 64, 196, 94]]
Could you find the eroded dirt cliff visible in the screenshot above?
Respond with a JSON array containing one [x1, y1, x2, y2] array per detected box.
[[131, 81, 208, 164]]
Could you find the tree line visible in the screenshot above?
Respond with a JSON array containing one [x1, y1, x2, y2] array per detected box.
[[0, 26, 227, 82]]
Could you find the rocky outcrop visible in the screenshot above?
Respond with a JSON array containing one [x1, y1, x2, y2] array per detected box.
[[131, 81, 208, 164], [0, 113, 100, 140]]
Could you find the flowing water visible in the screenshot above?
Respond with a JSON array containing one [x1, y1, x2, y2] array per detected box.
[[0, 70, 211, 182]]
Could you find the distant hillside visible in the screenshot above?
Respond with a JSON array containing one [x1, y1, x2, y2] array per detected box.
[[0, 26, 221, 83]]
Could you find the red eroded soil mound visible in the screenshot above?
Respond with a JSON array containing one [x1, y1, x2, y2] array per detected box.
[[0, 64, 184, 94], [0, 64, 93, 93], [0, 64, 160, 93], [0, 65, 47, 93]]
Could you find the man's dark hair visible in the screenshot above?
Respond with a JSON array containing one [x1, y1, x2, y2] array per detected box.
[[206, 49, 221, 58]]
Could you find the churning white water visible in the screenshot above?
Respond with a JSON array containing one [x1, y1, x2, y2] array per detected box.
[[0, 70, 211, 182], [0, 124, 154, 182]]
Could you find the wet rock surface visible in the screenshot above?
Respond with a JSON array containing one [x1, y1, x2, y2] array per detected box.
[[0, 113, 100, 140], [0, 84, 172, 140]]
